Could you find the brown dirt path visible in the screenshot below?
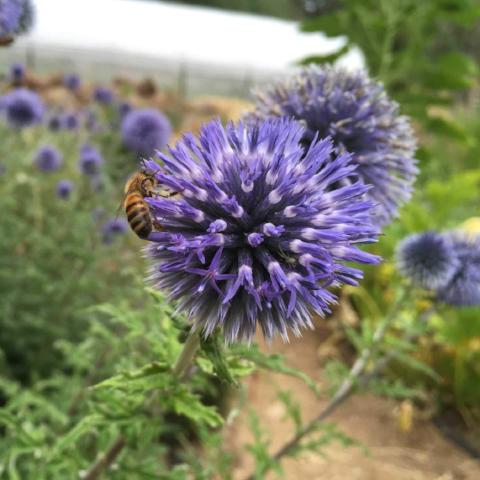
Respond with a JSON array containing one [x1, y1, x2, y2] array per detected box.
[[225, 318, 480, 480]]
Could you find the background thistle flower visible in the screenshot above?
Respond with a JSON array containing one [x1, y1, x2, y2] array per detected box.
[[396, 232, 459, 291], [64, 73, 81, 91], [101, 218, 128, 244], [34, 145, 63, 173], [10, 62, 24, 82], [145, 118, 380, 343], [249, 65, 418, 226], [56, 179, 74, 200], [14, 0, 34, 35], [79, 144, 103, 176], [1, 88, 44, 128], [121, 108, 172, 157], [93, 87, 114, 105], [437, 234, 480, 306]]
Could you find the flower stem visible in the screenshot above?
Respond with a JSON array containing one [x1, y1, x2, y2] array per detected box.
[[81, 329, 201, 480], [173, 328, 201, 380], [243, 288, 416, 480]]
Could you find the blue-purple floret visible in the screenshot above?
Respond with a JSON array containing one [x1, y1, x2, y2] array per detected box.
[[34, 145, 63, 172], [249, 65, 418, 226], [79, 144, 103, 176], [121, 108, 172, 157], [1, 88, 44, 128], [145, 117, 380, 343]]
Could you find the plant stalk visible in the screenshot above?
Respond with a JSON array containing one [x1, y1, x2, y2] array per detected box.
[[81, 329, 201, 480]]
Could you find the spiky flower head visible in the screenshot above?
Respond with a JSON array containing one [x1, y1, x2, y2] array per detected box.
[[79, 144, 103, 176], [437, 233, 480, 306], [396, 232, 459, 290], [93, 87, 114, 105], [249, 65, 418, 226], [56, 179, 74, 199], [1, 88, 44, 128], [63, 112, 79, 130], [34, 145, 63, 173], [121, 108, 172, 157], [145, 118, 380, 343], [118, 101, 132, 118]]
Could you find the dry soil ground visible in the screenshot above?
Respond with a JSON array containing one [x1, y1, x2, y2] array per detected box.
[[225, 317, 480, 480]]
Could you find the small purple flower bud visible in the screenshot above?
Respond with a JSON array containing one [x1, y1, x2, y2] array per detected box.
[[93, 87, 114, 105], [34, 145, 63, 173], [10, 63, 24, 82], [64, 73, 80, 91], [121, 108, 172, 157], [79, 144, 103, 176], [101, 218, 128, 244], [1, 88, 44, 128], [56, 179, 74, 199]]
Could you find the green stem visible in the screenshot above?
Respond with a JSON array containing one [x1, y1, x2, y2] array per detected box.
[[81, 328, 201, 479], [173, 329, 201, 380]]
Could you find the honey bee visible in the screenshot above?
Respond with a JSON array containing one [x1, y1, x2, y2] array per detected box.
[[122, 170, 179, 239]]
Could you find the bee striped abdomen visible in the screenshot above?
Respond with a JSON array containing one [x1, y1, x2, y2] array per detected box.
[[125, 192, 152, 239]]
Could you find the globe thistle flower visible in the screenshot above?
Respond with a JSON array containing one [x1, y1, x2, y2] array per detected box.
[[79, 144, 103, 176], [0, 0, 22, 38], [63, 112, 79, 130], [118, 101, 132, 118], [101, 218, 128, 244], [64, 73, 80, 91], [249, 65, 418, 226], [145, 118, 380, 343], [396, 232, 459, 291], [10, 62, 24, 82], [56, 179, 74, 199], [437, 234, 480, 306], [93, 87, 114, 105], [121, 108, 172, 157], [34, 145, 63, 173], [1, 88, 44, 128]]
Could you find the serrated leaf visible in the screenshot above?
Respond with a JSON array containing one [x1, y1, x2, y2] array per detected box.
[[172, 388, 223, 428]]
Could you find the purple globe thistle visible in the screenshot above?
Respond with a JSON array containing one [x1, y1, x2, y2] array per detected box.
[[437, 234, 480, 306], [249, 65, 418, 226], [145, 118, 380, 343], [93, 86, 114, 105], [101, 218, 128, 244], [121, 108, 172, 157], [118, 101, 132, 118], [63, 112, 79, 130], [79, 144, 103, 176], [0, 0, 22, 38], [1, 88, 44, 128], [34, 145, 63, 173], [396, 232, 459, 291], [10, 62, 24, 82], [64, 73, 81, 91], [56, 179, 74, 199]]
